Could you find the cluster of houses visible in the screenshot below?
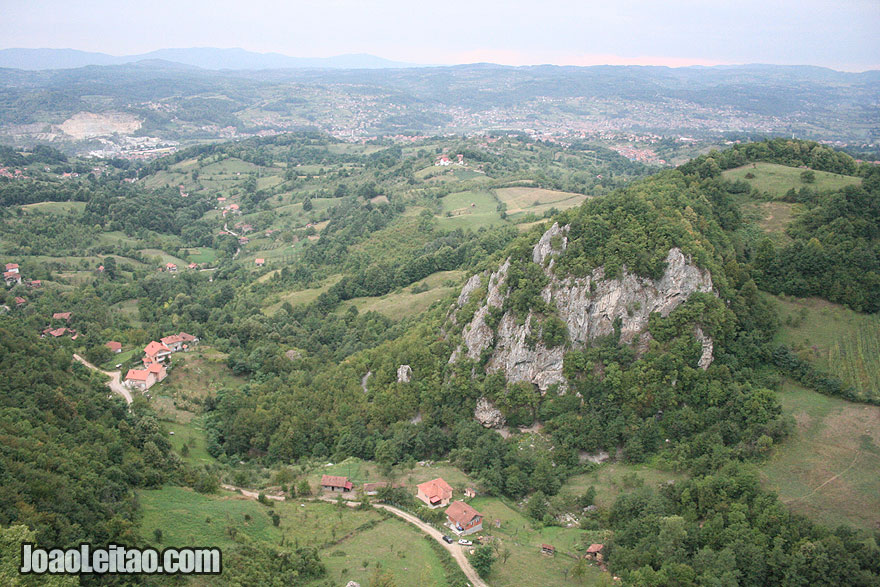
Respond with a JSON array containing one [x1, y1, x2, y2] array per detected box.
[[40, 312, 77, 339], [4, 262, 41, 289], [320, 474, 485, 536], [123, 332, 198, 391], [434, 153, 466, 167]]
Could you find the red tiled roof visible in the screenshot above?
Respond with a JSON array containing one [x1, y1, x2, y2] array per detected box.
[[321, 475, 353, 490], [125, 369, 149, 381], [105, 341, 122, 352], [146, 362, 164, 374], [178, 332, 196, 342], [4, 271, 20, 279], [49, 327, 67, 337], [6, 263, 19, 270], [586, 544, 604, 553], [417, 478, 453, 503], [161, 334, 184, 345], [53, 312, 71, 320], [445, 501, 482, 526], [14, 297, 26, 305], [144, 341, 171, 356]]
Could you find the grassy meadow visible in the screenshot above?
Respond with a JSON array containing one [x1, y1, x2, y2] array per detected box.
[[722, 162, 861, 198]]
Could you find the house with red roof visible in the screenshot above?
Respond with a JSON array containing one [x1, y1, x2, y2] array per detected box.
[[188, 262, 198, 270], [445, 501, 483, 536], [53, 312, 71, 321], [144, 341, 172, 363], [14, 296, 26, 306], [4, 271, 21, 287], [124, 362, 167, 391], [585, 543, 604, 561], [255, 258, 265, 266], [165, 263, 177, 272], [320, 475, 353, 493], [28, 280, 41, 288], [48, 327, 68, 337], [416, 478, 454, 508], [5, 263, 19, 274], [105, 341, 122, 353], [160, 334, 185, 352], [178, 331, 198, 344]]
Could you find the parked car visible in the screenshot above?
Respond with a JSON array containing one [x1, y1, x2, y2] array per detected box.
[[458, 539, 472, 546], [442, 535, 454, 544]]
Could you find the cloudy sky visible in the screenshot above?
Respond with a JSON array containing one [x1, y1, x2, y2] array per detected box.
[[3, 0, 879, 70]]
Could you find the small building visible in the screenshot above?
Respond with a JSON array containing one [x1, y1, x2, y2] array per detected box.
[[53, 312, 71, 321], [238, 237, 249, 245], [178, 331, 199, 345], [4, 271, 22, 286], [188, 263, 198, 270], [105, 341, 122, 353], [144, 341, 172, 363], [585, 544, 604, 561], [464, 487, 477, 498], [165, 263, 177, 272], [446, 501, 483, 536], [5, 263, 19, 274], [255, 258, 265, 267], [48, 327, 68, 337], [124, 362, 167, 391], [362, 482, 391, 496], [28, 280, 41, 288], [14, 296, 26, 306], [321, 475, 353, 493], [416, 478, 453, 508], [541, 544, 555, 556], [160, 334, 185, 352]]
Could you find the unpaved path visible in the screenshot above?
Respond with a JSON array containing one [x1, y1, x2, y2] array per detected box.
[[220, 484, 285, 501], [73, 353, 132, 404], [375, 503, 487, 587]]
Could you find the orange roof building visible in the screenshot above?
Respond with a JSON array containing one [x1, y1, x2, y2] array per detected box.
[[416, 477, 453, 508]]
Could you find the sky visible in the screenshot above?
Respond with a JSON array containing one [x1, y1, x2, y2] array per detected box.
[[2, 0, 879, 71]]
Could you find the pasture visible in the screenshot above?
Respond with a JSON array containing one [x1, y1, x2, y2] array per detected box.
[[20, 201, 87, 214], [759, 381, 880, 530], [437, 190, 505, 230], [495, 187, 588, 221], [722, 162, 861, 198]]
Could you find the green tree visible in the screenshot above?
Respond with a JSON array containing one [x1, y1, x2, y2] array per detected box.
[[471, 545, 496, 578]]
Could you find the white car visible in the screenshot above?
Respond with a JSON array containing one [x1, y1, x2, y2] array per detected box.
[[458, 539, 472, 546]]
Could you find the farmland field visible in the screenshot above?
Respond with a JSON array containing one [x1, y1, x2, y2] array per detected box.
[[495, 187, 588, 221], [437, 190, 505, 230], [769, 294, 880, 402], [342, 270, 465, 320], [20, 201, 87, 214], [758, 381, 880, 530], [722, 162, 861, 198]]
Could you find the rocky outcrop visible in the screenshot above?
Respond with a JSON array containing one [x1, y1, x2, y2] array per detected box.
[[397, 364, 413, 383], [449, 223, 717, 391], [474, 396, 506, 428]]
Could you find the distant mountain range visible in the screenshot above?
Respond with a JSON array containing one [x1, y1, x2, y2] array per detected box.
[[0, 47, 424, 70]]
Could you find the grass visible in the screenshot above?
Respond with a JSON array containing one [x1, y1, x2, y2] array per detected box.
[[181, 247, 217, 264], [263, 275, 343, 314], [20, 201, 87, 214], [342, 270, 465, 320], [562, 462, 687, 510], [768, 294, 880, 401], [495, 187, 588, 221], [139, 486, 382, 550], [110, 298, 141, 326], [722, 162, 861, 198], [467, 496, 607, 586], [138, 249, 188, 267], [758, 381, 880, 530], [313, 517, 451, 587], [165, 416, 217, 465], [740, 200, 802, 242], [437, 190, 505, 230]]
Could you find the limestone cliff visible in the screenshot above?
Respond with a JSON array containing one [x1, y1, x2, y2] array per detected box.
[[449, 222, 716, 396]]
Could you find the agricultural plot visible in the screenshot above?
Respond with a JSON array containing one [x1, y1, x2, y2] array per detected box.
[[263, 275, 343, 314], [437, 190, 505, 230], [20, 201, 87, 214], [495, 187, 588, 221], [562, 462, 687, 510], [138, 249, 188, 267], [180, 247, 218, 264], [139, 487, 382, 551], [722, 162, 861, 198], [739, 200, 802, 243], [164, 417, 217, 466], [759, 381, 880, 530], [769, 294, 880, 402], [342, 270, 465, 320]]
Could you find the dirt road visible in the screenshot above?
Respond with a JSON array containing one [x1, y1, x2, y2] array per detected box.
[[73, 354, 132, 404], [375, 504, 487, 587]]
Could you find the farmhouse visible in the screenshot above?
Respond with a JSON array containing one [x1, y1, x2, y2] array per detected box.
[[28, 280, 41, 288], [4, 271, 22, 286], [541, 544, 555, 556], [144, 341, 172, 363], [53, 312, 71, 321], [47, 327, 68, 338], [160, 334, 185, 352], [188, 263, 198, 270], [105, 341, 122, 353], [124, 362, 167, 391], [14, 297, 26, 306], [416, 477, 453, 508], [585, 543, 604, 561], [165, 263, 177, 272], [255, 258, 265, 267], [5, 263, 19, 273], [321, 475, 353, 492], [178, 331, 199, 345], [445, 501, 483, 536]]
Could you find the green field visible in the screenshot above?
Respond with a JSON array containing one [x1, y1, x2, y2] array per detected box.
[[181, 247, 217, 264], [562, 462, 687, 510], [342, 270, 464, 320], [263, 275, 343, 314], [165, 417, 217, 465], [759, 381, 880, 530], [722, 162, 861, 198], [138, 249, 188, 267], [20, 201, 87, 214], [314, 517, 451, 587], [495, 187, 588, 221], [139, 486, 382, 550], [437, 190, 505, 230], [769, 294, 880, 401]]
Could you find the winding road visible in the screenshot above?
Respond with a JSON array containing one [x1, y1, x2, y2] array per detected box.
[[73, 354, 133, 404]]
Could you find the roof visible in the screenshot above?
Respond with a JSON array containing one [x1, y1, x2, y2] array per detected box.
[[4, 271, 20, 279], [49, 327, 67, 337], [14, 297, 26, 304], [6, 263, 19, 270], [125, 369, 149, 381], [542, 544, 555, 551], [320, 475, 353, 490], [178, 332, 197, 342], [144, 341, 171, 356], [255, 258, 265, 264], [161, 334, 184, 345], [166, 262, 177, 268], [146, 362, 164, 374], [586, 544, 604, 553], [417, 478, 453, 503], [446, 501, 482, 526], [362, 482, 391, 492], [105, 341, 122, 351], [53, 312, 71, 320]]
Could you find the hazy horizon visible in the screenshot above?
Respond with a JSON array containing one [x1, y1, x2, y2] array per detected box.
[[2, 0, 878, 72]]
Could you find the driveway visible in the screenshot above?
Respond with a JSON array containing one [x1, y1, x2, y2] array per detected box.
[[73, 353, 132, 404]]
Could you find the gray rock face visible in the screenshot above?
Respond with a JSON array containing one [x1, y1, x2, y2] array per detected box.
[[397, 364, 413, 383], [450, 223, 716, 391], [474, 396, 506, 428]]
